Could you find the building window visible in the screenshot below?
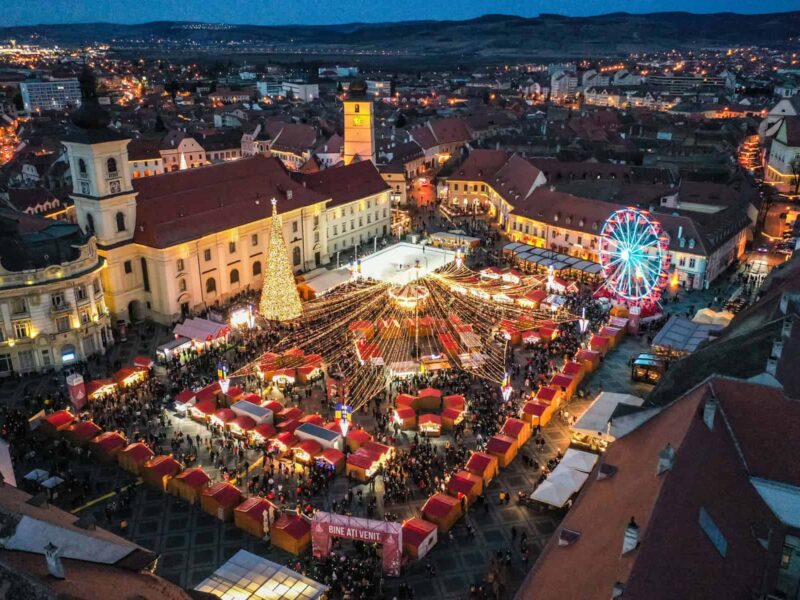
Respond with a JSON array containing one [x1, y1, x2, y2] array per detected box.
[[229, 241, 236, 254], [292, 221, 299, 234], [206, 278, 217, 294], [75, 285, 87, 301], [0, 354, 11, 374], [41, 349, 52, 367], [292, 246, 301, 266], [51, 292, 65, 308], [679, 257, 686, 267], [14, 321, 30, 338], [179, 279, 187, 292], [177, 258, 184, 272], [141, 258, 150, 292], [252, 261, 262, 276], [124, 260, 132, 274], [204, 249, 212, 261], [333, 225, 338, 236], [93, 278, 102, 295], [106, 157, 118, 177], [11, 298, 27, 315], [689, 258, 697, 269], [251, 233, 258, 246], [80, 311, 90, 325], [86, 213, 95, 234], [115, 212, 126, 232], [230, 269, 240, 285]]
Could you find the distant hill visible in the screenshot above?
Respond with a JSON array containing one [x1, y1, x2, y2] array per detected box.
[[2, 12, 798, 59]]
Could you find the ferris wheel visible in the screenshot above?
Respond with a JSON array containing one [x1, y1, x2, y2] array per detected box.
[[598, 208, 671, 304]]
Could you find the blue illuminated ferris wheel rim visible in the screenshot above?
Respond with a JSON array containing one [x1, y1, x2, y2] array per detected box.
[[598, 208, 670, 303]]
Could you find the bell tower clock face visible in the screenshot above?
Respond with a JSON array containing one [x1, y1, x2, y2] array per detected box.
[[109, 180, 121, 194], [80, 181, 90, 195]]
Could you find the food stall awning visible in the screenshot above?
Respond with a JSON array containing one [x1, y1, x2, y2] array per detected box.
[[173, 317, 230, 342], [571, 392, 645, 442], [530, 477, 575, 508], [560, 448, 599, 473]]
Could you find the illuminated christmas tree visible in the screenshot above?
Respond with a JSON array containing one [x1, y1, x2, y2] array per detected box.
[[259, 198, 303, 321]]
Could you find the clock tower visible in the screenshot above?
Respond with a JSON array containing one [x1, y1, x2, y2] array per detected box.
[[343, 80, 376, 165], [62, 67, 136, 249]]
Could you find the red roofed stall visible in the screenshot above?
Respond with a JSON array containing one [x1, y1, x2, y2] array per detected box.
[[521, 401, 554, 427], [419, 414, 442, 437], [117, 442, 154, 475], [167, 467, 211, 504], [234, 497, 273, 539], [446, 470, 484, 506], [294, 440, 322, 465], [394, 407, 417, 430], [575, 349, 601, 373], [501, 417, 532, 446], [88, 431, 127, 463], [317, 448, 345, 475], [270, 514, 311, 555], [402, 517, 438, 560], [346, 429, 372, 452], [40, 410, 75, 437], [200, 482, 243, 522], [65, 420, 102, 445], [421, 493, 463, 533], [141, 455, 182, 492], [486, 434, 518, 467], [465, 451, 499, 485]]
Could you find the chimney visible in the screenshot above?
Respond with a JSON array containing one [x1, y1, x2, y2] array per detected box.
[[44, 542, 65, 579], [703, 396, 718, 430], [622, 517, 639, 555], [656, 443, 675, 475]]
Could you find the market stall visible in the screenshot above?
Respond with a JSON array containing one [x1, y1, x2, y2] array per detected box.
[[500, 418, 532, 447], [393, 407, 417, 430], [575, 349, 601, 373], [418, 414, 442, 437], [316, 448, 345, 475], [421, 493, 463, 533], [40, 410, 75, 437], [486, 434, 517, 468], [200, 482, 243, 522], [464, 452, 499, 485], [561, 360, 586, 384], [86, 379, 116, 401], [401, 518, 438, 560], [346, 429, 372, 452], [521, 401, 554, 427], [589, 334, 611, 355], [271, 514, 311, 555], [549, 373, 577, 402], [117, 442, 154, 475], [294, 440, 322, 465], [229, 415, 256, 437], [211, 408, 236, 428], [598, 326, 624, 348], [190, 400, 217, 423], [269, 432, 298, 456], [416, 388, 442, 411], [252, 423, 277, 444], [346, 452, 378, 482], [88, 431, 127, 463], [234, 497, 274, 539], [167, 467, 211, 504], [64, 420, 101, 445], [174, 388, 196, 415], [560, 448, 600, 474], [141, 455, 182, 492], [446, 470, 483, 506], [113, 367, 148, 388], [535, 386, 561, 407], [295, 423, 343, 451], [441, 407, 464, 430]]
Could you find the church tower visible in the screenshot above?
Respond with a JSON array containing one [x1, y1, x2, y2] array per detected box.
[[62, 67, 136, 248], [343, 80, 376, 165]]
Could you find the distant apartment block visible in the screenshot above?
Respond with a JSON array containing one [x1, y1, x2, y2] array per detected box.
[[20, 78, 81, 112]]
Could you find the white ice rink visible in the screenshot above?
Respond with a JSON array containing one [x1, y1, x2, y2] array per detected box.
[[356, 242, 456, 284]]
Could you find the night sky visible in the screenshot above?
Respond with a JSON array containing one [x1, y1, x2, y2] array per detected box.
[[4, 0, 798, 26]]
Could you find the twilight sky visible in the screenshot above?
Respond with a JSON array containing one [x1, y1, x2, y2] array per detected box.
[[3, 0, 798, 26]]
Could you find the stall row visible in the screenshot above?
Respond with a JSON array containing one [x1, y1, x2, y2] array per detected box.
[[392, 389, 466, 436]]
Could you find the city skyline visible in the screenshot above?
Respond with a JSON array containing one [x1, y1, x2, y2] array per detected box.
[[3, 0, 799, 27]]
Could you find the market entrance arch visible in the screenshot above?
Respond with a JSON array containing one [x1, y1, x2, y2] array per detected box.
[[311, 512, 402, 576]]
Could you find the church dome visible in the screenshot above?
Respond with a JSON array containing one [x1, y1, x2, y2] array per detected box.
[[348, 79, 368, 98], [70, 67, 111, 130]]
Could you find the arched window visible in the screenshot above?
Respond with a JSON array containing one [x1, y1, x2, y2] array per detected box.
[[115, 212, 126, 232], [230, 269, 240, 285], [354, 104, 360, 113], [78, 158, 87, 176], [292, 246, 301, 267], [206, 278, 216, 294], [179, 279, 187, 292], [107, 157, 118, 177], [252, 261, 262, 276], [85, 213, 95, 234]]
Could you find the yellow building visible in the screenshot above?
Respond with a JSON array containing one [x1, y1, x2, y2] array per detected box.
[[343, 80, 375, 165]]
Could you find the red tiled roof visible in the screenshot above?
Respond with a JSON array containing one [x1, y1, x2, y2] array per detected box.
[[295, 160, 389, 208], [131, 156, 328, 248], [174, 467, 211, 488]]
